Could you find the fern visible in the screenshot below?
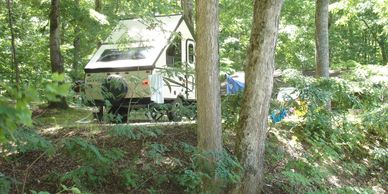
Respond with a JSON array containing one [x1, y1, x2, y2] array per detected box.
[[139, 127, 164, 138], [60, 138, 126, 189], [214, 151, 243, 184], [283, 170, 312, 186], [0, 173, 11, 194], [176, 148, 243, 192], [2, 128, 54, 155], [146, 143, 170, 165], [62, 137, 107, 164], [121, 169, 139, 188], [103, 148, 126, 162], [60, 166, 103, 189], [177, 170, 208, 193], [109, 125, 164, 140], [109, 125, 140, 140]]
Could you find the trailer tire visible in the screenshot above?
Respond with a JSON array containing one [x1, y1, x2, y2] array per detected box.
[[101, 75, 128, 104], [108, 105, 129, 123]]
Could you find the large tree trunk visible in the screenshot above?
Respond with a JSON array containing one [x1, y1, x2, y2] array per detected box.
[[72, 0, 81, 81], [49, 0, 68, 109], [234, 0, 283, 193], [6, 0, 19, 87], [181, 0, 194, 29], [315, 0, 330, 77], [195, 0, 223, 191]]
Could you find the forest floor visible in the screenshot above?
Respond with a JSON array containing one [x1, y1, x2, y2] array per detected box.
[[1, 64, 387, 194], [1, 104, 386, 194]]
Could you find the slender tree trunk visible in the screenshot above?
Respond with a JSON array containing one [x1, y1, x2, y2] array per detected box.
[[195, 0, 223, 191], [378, 37, 387, 65], [233, 0, 283, 193], [315, 0, 331, 110], [49, 0, 68, 109], [95, 0, 101, 12], [95, 0, 102, 47], [315, 0, 329, 77], [6, 0, 19, 87], [181, 0, 194, 29], [72, 0, 81, 81]]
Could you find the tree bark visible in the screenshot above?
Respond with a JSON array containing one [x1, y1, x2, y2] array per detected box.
[[378, 37, 387, 65], [72, 0, 81, 81], [95, 0, 102, 47], [360, 19, 386, 65], [234, 0, 283, 193], [195, 0, 223, 191], [181, 0, 194, 29], [315, 0, 331, 110], [315, 0, 330, 77], [49, 0, 68, 109], [6, 0, 19, 87]]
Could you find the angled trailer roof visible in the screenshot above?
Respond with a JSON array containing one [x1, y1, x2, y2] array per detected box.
[[85, 14, 190, 72]]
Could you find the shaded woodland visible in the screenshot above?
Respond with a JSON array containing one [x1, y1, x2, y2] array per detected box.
[[0, 0, 387, 193]]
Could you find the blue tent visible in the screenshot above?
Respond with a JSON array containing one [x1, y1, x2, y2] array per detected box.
[[225, 74, 288, 124], [226, 75, 245, 94]]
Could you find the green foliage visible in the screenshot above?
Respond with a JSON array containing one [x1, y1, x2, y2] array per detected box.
[[109, 125, 164, 140], [0, 73, 70, 142], [278, 160, 329, 193], [178, 169, 209, 193], [31, 185, 86, 194], [1, 0, 387, 192], [221, 92, 243, 130], [30, 191, 50, 194], [334, 186, 375, 194], [219, 0, 252, 71], [176, 143, 243, 193], [0, 173, 11, 194], [276, 0, 316, 70], [60, 137, 126, 189], [330, 0, 388, 65], [146, 143, 170, 160], [60, 166, 105, 189], [2, 128, 55, 155], [362, 104, 388, 141], [62, 137, 107, 164], [0, 85, 35, 142], [58, 184, 84, 194], [120, 169, 139, 188], [41, 73, 71, 103]]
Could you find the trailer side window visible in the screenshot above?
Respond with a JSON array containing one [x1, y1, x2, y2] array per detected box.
[[188, 43, 195, 64], [166, 34, 182, 67]]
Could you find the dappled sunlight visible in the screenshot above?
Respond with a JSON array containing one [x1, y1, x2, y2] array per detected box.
[[40, 125, 62, 134], [269, 127, 306, 161]]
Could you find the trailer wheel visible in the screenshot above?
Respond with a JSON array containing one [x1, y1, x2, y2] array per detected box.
[[101, 75, 128, 104], [167, 97, 183, 122], [108, 105, 129, 123], [146, 104, 164, 121], [93, 105, 104, 122]]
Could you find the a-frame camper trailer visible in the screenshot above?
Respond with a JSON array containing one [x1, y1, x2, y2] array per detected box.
[[84, 14, 196, 122]]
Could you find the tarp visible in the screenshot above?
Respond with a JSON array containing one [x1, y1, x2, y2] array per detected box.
[[149, 74, 164, 104], [226, 75, 245, 95], [225, 73, 296, 124]]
